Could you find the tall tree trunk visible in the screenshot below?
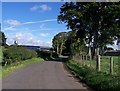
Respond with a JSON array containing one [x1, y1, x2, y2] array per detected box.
[[57, 43, 59, 55], [88, 43, 92, 67], [92, 30, 97, 59], [60, 42, 63, 55], [92, 5, 103, 59], [100, 47, 103, 56], [88, 44, 92, 60], [92, 24, 99, 59], [96, 47, 100, 56]]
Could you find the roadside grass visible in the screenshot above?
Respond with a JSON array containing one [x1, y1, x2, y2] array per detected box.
[[67, 60, 120, 91], [1, 57, 44, 79], [0, 47, 2, 79], [0, 47, 2, 62], [83, 56, 119, 76]]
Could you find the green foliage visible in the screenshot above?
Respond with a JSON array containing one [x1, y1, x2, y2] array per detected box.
[[85, 72, 120, 91], [51, 52, 59, 58], [0, 47, 2, 61], [0, 31, 7, 46], [52, 32, 67, 55], [67, 60, 120, 91], [36, 50, 58, 61], [67, 60, 92, 78], [3, 46, 37, 65], [52, 31, 87, 56], [58, 2, 120, 57]]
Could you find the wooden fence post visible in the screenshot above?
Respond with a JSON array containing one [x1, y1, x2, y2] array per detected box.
[[86, 55, 87, 60], [83, 55, 86, 66], [96, 55, 101, 71], [84, 55, 87, 66], [73, 55, 75, 61], [81, 55, 83, 66], [110, 57, 113, 75], [90, 55, 92, 67], [83, 55, 85, 66]]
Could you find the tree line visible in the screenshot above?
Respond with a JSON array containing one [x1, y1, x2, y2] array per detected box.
[[52, 31, 87, 56], [52, 2, 120, 59], [0, 31, 7, 46]]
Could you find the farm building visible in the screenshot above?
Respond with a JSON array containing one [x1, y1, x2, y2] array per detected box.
[[104, 50, 120, 56], [117, 38, 120, 50], [20, 45, 51, 51], [104, 38, 120, 56]]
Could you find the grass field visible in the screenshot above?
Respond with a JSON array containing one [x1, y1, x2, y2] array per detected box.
[[76, 56, 119, 76]]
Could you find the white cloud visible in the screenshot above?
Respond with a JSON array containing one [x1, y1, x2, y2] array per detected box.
[[40, 24, 45, 29], [4, 19, 21, 26], [3, 26, 16, 31], [39, 19, 56, 22], [40, 4, 51, 11], [3, 19, 57, 31], [6, 32, 51, 46], [30, 5, 39, 11], [107, 40, 118, 50], [4, 19, 56, 26], [40, 33, 49, 37], [23, 19, 57, 25], [30, 4, 52, 12], [22, 21, 36, 25], [39, 24, 51, 30], [15, 33, 22, 39]]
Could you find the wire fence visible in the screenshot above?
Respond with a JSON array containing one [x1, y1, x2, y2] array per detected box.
[[72, 55, 120, 76]]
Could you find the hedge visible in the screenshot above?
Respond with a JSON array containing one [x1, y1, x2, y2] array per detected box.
[[3, 46, 37, 65], [36, 50, 58, 60]]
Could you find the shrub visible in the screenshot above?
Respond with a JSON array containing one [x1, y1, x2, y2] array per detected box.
[[51, 52, 58, 58], [3, 46, 37, 65], [36, 50, 58, 60]]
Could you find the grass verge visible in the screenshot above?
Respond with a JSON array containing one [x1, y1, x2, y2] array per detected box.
[[79, 56, 119, 76], [1, 57, 44, 79], [67, 60, 120, 91]]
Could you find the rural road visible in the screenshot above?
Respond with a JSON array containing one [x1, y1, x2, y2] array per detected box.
[[2, 59, 92, 90]]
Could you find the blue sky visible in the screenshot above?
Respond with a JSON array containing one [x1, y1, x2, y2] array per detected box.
[[2, 2, 68, 47], [2, 1, 119, 50], [0, 1, 1, 22]]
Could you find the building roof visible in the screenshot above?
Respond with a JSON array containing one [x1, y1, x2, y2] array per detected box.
[[104, 50, 120, 56]]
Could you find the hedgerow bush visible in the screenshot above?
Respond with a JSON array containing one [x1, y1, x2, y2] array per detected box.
[[36, 50, 58, 60], [3, 46, 37, 65], [67, 60, 120, 91]]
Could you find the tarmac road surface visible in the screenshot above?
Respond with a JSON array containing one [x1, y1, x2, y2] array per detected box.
[[2, 59, 93, 90]]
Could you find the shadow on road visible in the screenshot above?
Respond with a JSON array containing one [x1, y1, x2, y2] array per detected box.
[[52, 56, 68, 62], [52, 56, 94, 91]]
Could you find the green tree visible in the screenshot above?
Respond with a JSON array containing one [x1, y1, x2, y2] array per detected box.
[[64, 31, 76, 55], [0, 31, 7, 46], [52, 30, 87, 56], [58, 2, 120, 59], [52, 32, 67, 55]]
